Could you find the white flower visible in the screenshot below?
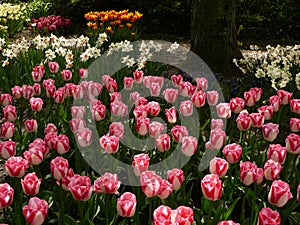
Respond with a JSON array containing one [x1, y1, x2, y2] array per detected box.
[[167, 42, 179, 53], [121, 55, 135, 67]]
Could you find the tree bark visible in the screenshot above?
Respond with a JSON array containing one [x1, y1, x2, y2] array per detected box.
[[191, 0, 243, 77]]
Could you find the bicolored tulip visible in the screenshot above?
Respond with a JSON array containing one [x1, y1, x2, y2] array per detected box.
[[180, 100, 193, 117], [71, 106, 85, 119], [171, 125, 188, 143], [5, 156, 29, 178], [230, 97, 245, 114], [290, 99, 300, 114], [0, 183, 14, 209], [0, 140, 16, 159], [29, 97, 43, 112], [285, 133, 300, 154], [78, 68, 88, 79], [44, 84, 56, 98], [267, 144, 287, 164], [23, 197, 49, 225], [218, 221, 240, 225], [209, 157, 229, 178], [0, 93, 12, 106], [109, 122, 124, 139], [29, 138, 49, 157], [133, 70, 144, 83], [53, 90, 65, 103], [11, 85, 23, 99], [44, 123, 58, 135], [216, 103, 231, 118], [257, 208, 281, 225], [69, 118, 86, 133], [236, 111, 251, 131], [191, 91, 206, 107], [91, 103, 106, 121], [277, 90, 292, 105], [54, 134, 70, 155], [290, 118, 300, 132], [57, 168, 74, 191], [156, 134, 171, 152], [195, 77, 208, 91], [222, 143, 242, 163], [140, 171, 162, 198], [158, 179, 173, 200], [76, 128, 92, 147], [270, 95, 281, 112], [149, 121, 165, 138], [249, 87, 262, 102], [150, 82, 162, 96], [257, 105, 274, 120], [256, 168, 264, 184], [146, 101, 160, 117], [124, 77, 134, 90], [244, 90, 257, 107], [117, 192, 137, 217], [182, 136, 198, 157], [167, 168, 184, 190], [132, 153, 150, 176], [1, 122, 15, 139], [99, 135, 119, 154], [129, 91, 140, 103], [239, 161, 257, 186], [153, 205, 175, 225], [21, 172, 42, 196], [93, 173, 120, 194], [207, 91, 219, 106], [268, 180, 292, 207], [262, 123, 279, 142], [3, 105, 17, 122], [171, 74, 183, 87], [25, 119, 38, 133], [31, 65, 45, 82], [61, 69, 72, 81], [179, 81, 193, 97], [250, 113, 264, 128], [133, 105, 147, 119], [48, 61, 59, 73], [88, 82, 103, 97], [162, 88, 178, 103], [110, 101, 128, 117], [210, 128, 226, 150], [50, 157, 69, 180], [201, 174, 222, 201], [33, 83, 41, 96], [23, 147, 44, 166], [110, 92, 122, 103], [165, 107, 177, 124], [264, 159, 282, 180], [22, 85, 35, 99], [175, 206, 194, 225], [136, 116, 150, 136], [68, 175, 93, 201]]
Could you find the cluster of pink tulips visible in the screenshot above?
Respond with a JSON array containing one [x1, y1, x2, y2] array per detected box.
[[28, 15, 71, 34], [0, 56, 300, 225]]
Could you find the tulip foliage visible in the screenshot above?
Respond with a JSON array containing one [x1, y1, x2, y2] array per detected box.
[[0, 33, 300, 225]]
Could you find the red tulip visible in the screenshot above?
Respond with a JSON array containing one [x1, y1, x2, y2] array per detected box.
[[68, 175, 93, 201], [171, 125, 188, 143], [270, 95, 281, 112], [191, 91, 206, 107], [29, 138, 49, 157], [21, 172, 42, 195], [61, 69, 72, 81], [33, 83, 41, 96], [196, 77, 208, 91], [146, 101, 160, 117], [290, 99, 300, 114], [216, 103, 231, 118], [268, 180, 292, 207], [267, 144, 287, 164], [0, 183, 14, 209], [53, 90, 65, 103], [93, 173, 120, 194], [163, 88, 178, 103], [222, 143, 242, 163], [22, 85, 35, 99], [244, 90, 257, 107], [79, 68, 88, 79], [210, 128, 226, 150], [264, 159, 282, 180], [1, 122, 15, 139], [30, 97, 43, 112], [158, 179, 173, 199], [285, 133, 300, 154], [133, 70, 144, 83], [239, 161, 257, 186], [257, 105, 274, 120], [175, 206, 194, 225], [207, 91, 219, 106], [50, 156, 69, 180], [69, 118, 86, 133], [236, 111, 251, 131], [124, 77, 134, 90], [44, 84, 56, 98], [133, 105, 147, 120], [277, 90, 292, 105], [249, 87, 262, 102], [201, 174, 222, 201], [149, 121, 165, 138], [42, 78, 55, 88], [165, 107, 177, 124], [99, 135, 119, 154], [3, 105, 17, 122], [290, 118, 300, 132], [0, 140, 16, 159], [140, 171, 162, 198], [110, 92, 122, 103], [257, 207, 281, 225], [11, 85, 23, 99], [0, 93, 12, 106], [230, 97, 245, 114], [250, 113, 264, 128], [209, 157, 229, 178], [23, 147, 44, 166], [105, 79, 118, 94], [23, 197, 49, 225], [132, 153, 150, 176], [48, 61, 59, 73], [167, 168, 184, 190], [109, 122, 124, 139], [5, 156, 29, 178], [54, 134, 70, 155], [156, 134, 171, 152], [153, 205, 175, 225], [117, 192, 137, 217], [171, 74, 183, 87], [262, 123, 279, 142], [179, 82, 193, 97], [180, 100, 193, 117], [31, 65, 45, 82], [25, 119, 38, 133], [91, 103, 106, 121], [182, 136, 198, 157]]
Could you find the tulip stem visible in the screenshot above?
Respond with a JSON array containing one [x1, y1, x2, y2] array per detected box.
[[207, 200, 213, 224], [148, 197, 153, 225]]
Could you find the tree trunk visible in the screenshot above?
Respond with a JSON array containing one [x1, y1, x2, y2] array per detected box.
[[191, 0, 243, 77]]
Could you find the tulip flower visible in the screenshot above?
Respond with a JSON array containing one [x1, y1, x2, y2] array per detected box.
[[68, 175, 93, 201], [150, 82, 162, 96], [250, 113, 264, 128], [23, 147, 44, 166], [25, 119, 38, 133], [257, 207, 281, 225], [285, 133, 300, 154], [201, 174, 222, 201], [0, 93, 12, 106], [149, 121, 165, 138], [207, 91, 219, 106], [5, 156, 29, 178], [239, 161, 257, 186], [0, 183, 14, 209], [249, 87, 262, 102], [195, 77, 208, 91], [71, 106, 85, 119], [50, 156, 69, 180], [1, 122, 15, 139], [0, 140, 16, 159], [256, 168, 264, 184], [136, 116, 150, 136], [61, 69, 72, 81], [267, 144, 287, 164], [110, 100, 128, 117], [158, 180, 173, 199], [124, 77, 134, 90], [270, 95, 281, 112], [222, 143, 243, 163], [264, 159, 282, 180], [110, 92, 122, 103], [211, 119, 224, 130], [11, 85, 23, 99], [165, 107, 177, 124], [146, 101, 160, 117], [109, 122, 124, 139], [290, 99, 300, 114], [268, 180, 292, 207], [23, 197, 49, 225], [69, 118, 86, 133], [209, 157, 229, 178], [99, 135, 119, 154], [133, 70, 144, 83], [216, 103, 231, 118], [257, 105, 274, 120], [210, 128, 226, 150], [57, 168, 74, 191], [171, 74, 183, 87], [155, 134, 171, 152], [290, 118, 300, 132], [162, 88, 178, 103], [31, 65, 45, 82], [179, 81, 194, 97], [3, 105, 17, 122], [218, 221, 240, 225], [117, 192, 137, 217], [277, 89, 292, 105], [153, 205, 175, 224], [230, 97, 245, 114], [53, 90, 65, 103], [167, 168, 185, 190], [29, 97, 43, 112], [132, 153, 150, 176], [91, 103, 106, 121], [94, 173, 120, 194], [79, 68, 88, 79], [236, 111, 251, 131], [191, 90, 206, 107], [48, 61, 59, 73], [45, 84, 56, 97], [140, 171, 162, 198], [182, 136, 198, 157], [180, 100, 193, 117], [175, 206, 194, 225], [22, 85, 35, 99], [171, 125, 189, 142], [262, 123, 279, 142], [21, 172, 42, 195], [244, 90, 257, 107]]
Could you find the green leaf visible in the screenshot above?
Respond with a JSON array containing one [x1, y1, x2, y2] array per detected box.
[[59, 213, 78, 225], [223, 197, 241, 220]]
